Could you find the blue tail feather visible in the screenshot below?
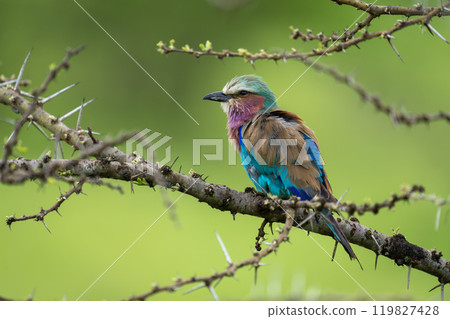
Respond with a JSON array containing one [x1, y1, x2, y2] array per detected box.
[[321, 209, 358, 262]]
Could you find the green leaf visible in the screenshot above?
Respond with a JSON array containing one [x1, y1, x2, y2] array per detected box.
[[181, 44, 191, 51], [16, 140, 28, 154]]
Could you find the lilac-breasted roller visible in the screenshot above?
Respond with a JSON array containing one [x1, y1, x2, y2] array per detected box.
[[203, 74, 358, 261]]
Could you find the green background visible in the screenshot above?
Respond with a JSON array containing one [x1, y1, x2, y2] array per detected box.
[[1, 0, 449, 301]]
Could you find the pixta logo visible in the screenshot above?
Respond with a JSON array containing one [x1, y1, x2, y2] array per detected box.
[[126, 129, 172, 173]]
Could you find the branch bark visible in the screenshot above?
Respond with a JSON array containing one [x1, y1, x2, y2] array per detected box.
[[4, 157, 450, 285], [332, 0, 450, 17]]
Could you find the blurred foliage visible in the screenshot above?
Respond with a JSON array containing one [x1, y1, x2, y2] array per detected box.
[[0, 0, 449, 301]]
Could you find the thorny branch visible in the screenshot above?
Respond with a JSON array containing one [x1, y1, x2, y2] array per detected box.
[[156, 1, 450, 126], [128, 212, 294, 300], [332, 0, 450, 17], [294, 0, 450, 48], [6, 181, 85, 232], [5, 154, 448, 224], [33, 45, 85, 98], [304, 61, 450, 126], [4, 159, 448, 216], [302, 185, 450, 217], [158, 2, 449, 61], [157, 43, 450, 125], [2, 155, 450, 286]]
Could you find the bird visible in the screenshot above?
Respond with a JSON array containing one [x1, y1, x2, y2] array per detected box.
[[203, 74, 359, 263]]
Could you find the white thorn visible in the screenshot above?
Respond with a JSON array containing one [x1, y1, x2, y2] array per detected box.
[[59, 98, 95, 121], [258, 263, 267, 267], [183, 283, 205, 295], [32, 122, 51, 140], [371, 234, 381, 253], [0, 131, 15, 152], [37, 148, 50, 160], [214, 277, 222, 288], [208, 285, 220, 301], [14, 49, 33, 91], [407, 265, 411, 289], [337, 189, 349, 204], [0, 118, 15, 125], [41, 219, 51, 233], [426, 23, 450, 44], [387, 37, 403, 63], [41, 82, 79, 103], [19, 91, 39, 99], [82, 129, 101, 135], [76, 98, 86, 130], [58, 139, 64, 159], [296, 212, 316, 229], [54, 135, 60, 159], [216, 232, 232, 264], [435, 206, 442, 232], [0, 79, 17, 87]]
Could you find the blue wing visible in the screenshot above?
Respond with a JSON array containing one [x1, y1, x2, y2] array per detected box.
[[237, 110, 328, 200]]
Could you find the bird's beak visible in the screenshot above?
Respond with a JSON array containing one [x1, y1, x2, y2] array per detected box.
[[202, 91, 232, 102]]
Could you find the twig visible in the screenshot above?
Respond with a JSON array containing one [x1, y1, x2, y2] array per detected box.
[[76, 133, 135, 159], [128, 213, 293, 300], [86, 177, 123, 194], [157, 4, 448, 63], [33, 45, 85, 97], [307, 61, 450, 125], [156, 13, 450, 127], [336, 185, 430, 215], [255, 219, 269, 251], [331, 0, 450, 17], [290, 14, 376, 48], [6, 181, 84, 228]]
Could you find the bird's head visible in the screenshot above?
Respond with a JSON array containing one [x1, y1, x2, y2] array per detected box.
[[202, 75, 277, 114]]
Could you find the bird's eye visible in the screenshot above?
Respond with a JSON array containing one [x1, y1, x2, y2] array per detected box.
[[239, 90, 249, 96]]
